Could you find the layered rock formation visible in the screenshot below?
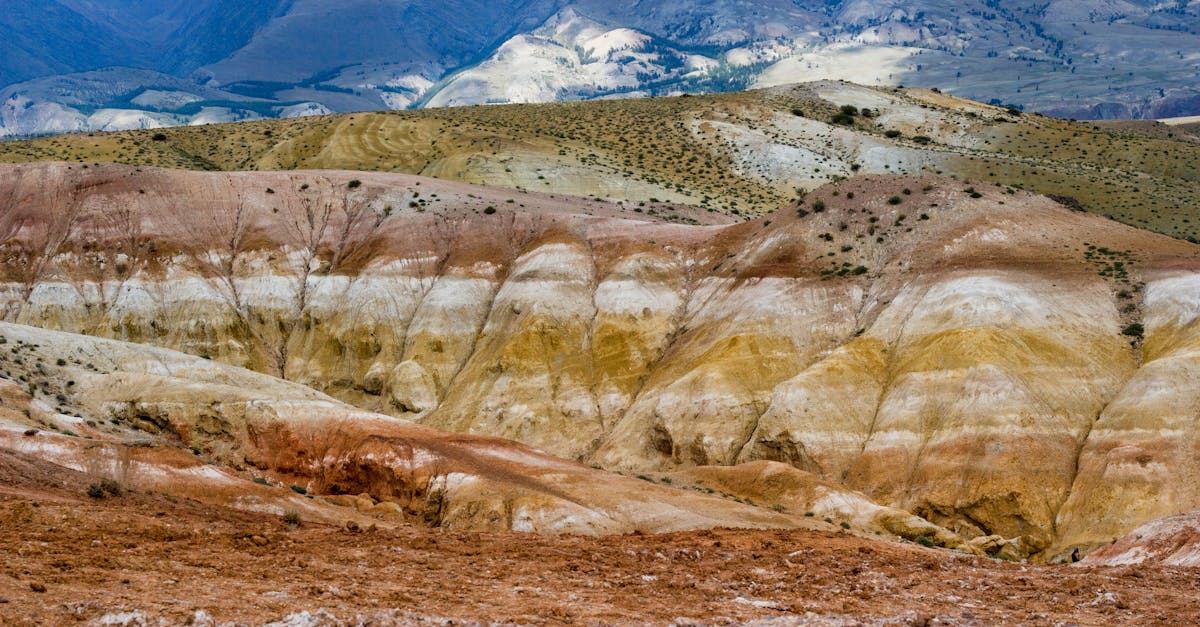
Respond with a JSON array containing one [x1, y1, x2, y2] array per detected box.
[[1, 161, 1198, 558], [1084, 509, 1200, 567], [0, 321, 816, 535]]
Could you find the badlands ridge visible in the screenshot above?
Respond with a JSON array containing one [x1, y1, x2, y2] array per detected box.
[[2, 159, 1199, 567]]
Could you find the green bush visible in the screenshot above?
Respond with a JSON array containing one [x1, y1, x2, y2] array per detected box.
[[86, 484, 105, 499], [831, 113, 855, 126], [100, 478, 122, 496], [1122, 323, 1145, 337]]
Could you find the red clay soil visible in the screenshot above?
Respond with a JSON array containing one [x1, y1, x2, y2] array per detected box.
[[2, 449, 1198, 626]]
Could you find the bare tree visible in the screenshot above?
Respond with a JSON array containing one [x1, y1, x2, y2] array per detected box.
[[328, 191, 392, 277], [0, 177, 88, 308], [60, 197, 152, 332]]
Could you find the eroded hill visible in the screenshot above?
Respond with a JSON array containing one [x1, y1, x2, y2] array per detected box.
[[3, 82, 1199, 240], [2, 161, 1199, 561]]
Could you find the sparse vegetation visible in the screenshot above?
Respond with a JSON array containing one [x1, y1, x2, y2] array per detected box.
[[1, 86, 1197, 238], [1122, 323, 1145, 338]]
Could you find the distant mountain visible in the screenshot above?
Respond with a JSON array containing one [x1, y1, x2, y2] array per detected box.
[[2, 0, 1199, 137]]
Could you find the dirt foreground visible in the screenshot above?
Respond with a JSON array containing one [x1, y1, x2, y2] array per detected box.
[[2, 451, 1199, 626]]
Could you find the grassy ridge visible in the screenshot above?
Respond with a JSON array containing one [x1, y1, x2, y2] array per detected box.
[[1, 83, 1198, 239]]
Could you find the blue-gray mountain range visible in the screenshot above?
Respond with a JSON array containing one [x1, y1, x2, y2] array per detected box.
[[2, 0, 1198, 137]]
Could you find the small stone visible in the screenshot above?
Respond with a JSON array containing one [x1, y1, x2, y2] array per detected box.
[[250, 535, 270, 546], [29, 581, 46, 593]]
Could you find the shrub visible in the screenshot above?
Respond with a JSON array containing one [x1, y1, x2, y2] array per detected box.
[[1122, 323, 1144, 337], [851, 266, 868, 275], [796, 208, 809, 218], [805, 511, 815, 517], [916, 536, 935, 547], [283, 511, 302, 527], [811, 200, 826, 213], [151, 133, 168, 142], [347, 179, 362, 189], [840, 521, 851, 529], [86, 484, 105, 499], [253, 476, 271, 486], [56, 358, 66, 366], [290, 485, 307, 495], [483, 206, 497, 215], [884, 130, 902, 139], [831, 113, 855, 126], [839, 104, 859, 116], [912, 136, 932, 144], [100, 478, 122, 496], [887, 196, 902, 205]]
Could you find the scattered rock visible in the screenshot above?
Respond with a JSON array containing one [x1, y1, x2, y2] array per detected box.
[[322, 495, 358, 508], [968, 535, 1007, 555], [29, 581, 46, 593], [250, 535, 270, 547], [369, 501, 405, 521]]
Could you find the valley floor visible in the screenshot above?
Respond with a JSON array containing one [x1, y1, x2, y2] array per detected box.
[[1, 450, 1196, 626]]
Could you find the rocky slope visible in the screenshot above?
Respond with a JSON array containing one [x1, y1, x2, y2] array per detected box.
[[7, 486, 1200, 625], [0, 320, 844, 537], [1084, 509, 1200, 567], [1, 160, 1198, 560]]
